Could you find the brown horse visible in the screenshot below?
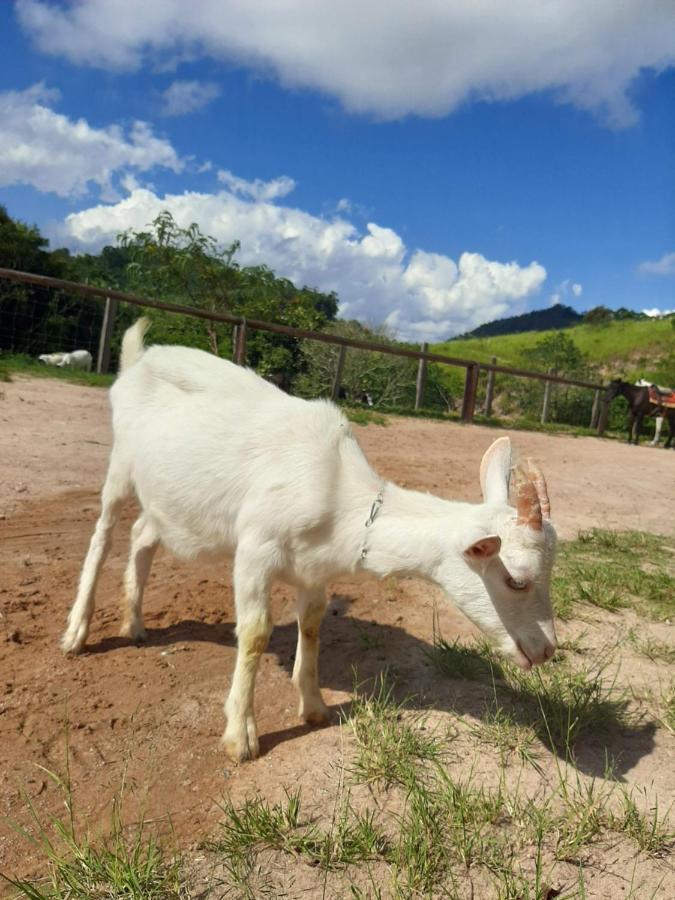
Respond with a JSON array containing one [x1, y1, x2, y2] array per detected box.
[[605, 379, 674, 447]]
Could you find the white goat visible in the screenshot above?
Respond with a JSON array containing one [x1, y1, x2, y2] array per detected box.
[[39, 350, 93, 371], [58, 350, 93, 371], [38, 352, 66, 366], [63, 319, 558, 763]]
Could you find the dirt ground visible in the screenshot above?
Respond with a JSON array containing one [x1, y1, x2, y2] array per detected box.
[[1, 377, 674, 895]]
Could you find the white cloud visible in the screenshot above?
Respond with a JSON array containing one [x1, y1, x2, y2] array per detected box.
[[642, 307, 675, 317], [217, 169, 296, 201], [56, 182, 546, 340], [0, 82, 183, 198], [17, 1, 675, 125], [160, 79, 220, 116], [548, 278, 582, 306], [638, 251, 675, 275]]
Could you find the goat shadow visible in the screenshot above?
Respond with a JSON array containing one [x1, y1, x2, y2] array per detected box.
[[87, 593, 656, 783]]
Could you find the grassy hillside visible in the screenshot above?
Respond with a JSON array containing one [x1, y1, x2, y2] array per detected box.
[[434, 316, 675, 383]]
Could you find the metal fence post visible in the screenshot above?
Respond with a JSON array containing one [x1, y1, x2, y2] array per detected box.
[[484, 356, 497, 417], [331, 344, 347, 401], [540, 367, 555, 424], [415, 342, 428, 410], [461, 364, 480, 423], [590, 389, 601, 429], [233, 319, 247, 365], [96, 296, 118, 374]]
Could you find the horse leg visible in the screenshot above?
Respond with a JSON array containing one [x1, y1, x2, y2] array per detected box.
[[650, 416, 663, 447]]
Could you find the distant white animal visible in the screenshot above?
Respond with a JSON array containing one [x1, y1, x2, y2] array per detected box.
[[63, 318, 558, 764], [38, 353, 66, 366], [39, 350, 93, 371]]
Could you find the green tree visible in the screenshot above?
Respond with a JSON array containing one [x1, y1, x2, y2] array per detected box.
[[0, 206, 87, 355], [499, 332, 597, 425], [520, 331, 587, 373], [294, 319, 449, 411], [119, 211, 241, 355], [583, 305, 613, 326], [117, 211, 337, 378]]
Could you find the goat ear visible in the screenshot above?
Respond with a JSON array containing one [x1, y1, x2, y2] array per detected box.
[[479, 437, 511, 505], [464, 535, 501, 562]]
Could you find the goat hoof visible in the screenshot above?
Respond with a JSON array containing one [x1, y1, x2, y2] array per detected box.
[[120, 622, 147, 643], [301, 703, 331, 726], [61, 629, 86, 655], [223, 724, 260, 763], [223, 736, 259, 764]]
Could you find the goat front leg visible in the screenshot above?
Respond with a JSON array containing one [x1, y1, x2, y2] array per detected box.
[[292, 587, 330, 725], [223, 544, 274, 763]]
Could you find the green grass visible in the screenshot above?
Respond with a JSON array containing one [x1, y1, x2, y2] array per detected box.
[[433, 316, 675, 375], [553, 529, 675, 621], [343, 405, 389, 426], [627, 629, 675, 664], [208, 788, 388, 873], [1, 769, 186, 899], [0, 353, 113, 387], [608, 790, 674, 857], [467, 704, 540, 769], [660, 684, 675, 733], [428, 636, 631, 756], [344, 674, 446, 788]]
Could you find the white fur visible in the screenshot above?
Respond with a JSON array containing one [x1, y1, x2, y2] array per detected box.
[[62, 319, 558, 763], [39, 350, 92, 371], [58, 350, 93, 371], [38, 353, 66, 366]]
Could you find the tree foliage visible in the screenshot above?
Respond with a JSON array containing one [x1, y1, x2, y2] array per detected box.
[[0, 205, 96, 355], [497, 332, 597, 425], [294, 319, 450, 411], [117, 212, 337, 374], [0, 209, 337, 376]]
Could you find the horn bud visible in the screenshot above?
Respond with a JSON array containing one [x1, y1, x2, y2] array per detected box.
[[513, 464, 543, 530], [524, 458, 551, 521]]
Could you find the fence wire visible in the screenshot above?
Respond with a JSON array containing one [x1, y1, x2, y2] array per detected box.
[[0, 272, 606, 430]]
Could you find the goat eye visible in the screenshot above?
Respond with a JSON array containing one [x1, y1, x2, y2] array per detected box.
[[507, 577, 529, 591]]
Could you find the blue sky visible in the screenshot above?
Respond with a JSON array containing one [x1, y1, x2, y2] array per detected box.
[[1, 1, 674, 339]]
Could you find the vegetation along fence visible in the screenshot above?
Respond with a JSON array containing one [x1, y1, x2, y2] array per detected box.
[[0, 266, 608, 433]]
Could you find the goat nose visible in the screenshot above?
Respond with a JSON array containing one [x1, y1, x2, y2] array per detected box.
[[543, 642, 555, 661]]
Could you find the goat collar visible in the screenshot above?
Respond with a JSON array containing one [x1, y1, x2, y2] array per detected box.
[[360, 481, 386, 561]]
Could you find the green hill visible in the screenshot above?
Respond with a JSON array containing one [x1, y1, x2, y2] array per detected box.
[[460, 303, 582, 338], [434, 316, 675, 385]]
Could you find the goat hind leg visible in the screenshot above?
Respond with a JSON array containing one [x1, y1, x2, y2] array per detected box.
[[61, 465, 129, 654], [292, 587, 330, 725], [120, 515, 158, 642]]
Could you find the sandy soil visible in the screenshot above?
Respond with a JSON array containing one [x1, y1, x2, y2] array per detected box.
[[0, 377, 674, 896]]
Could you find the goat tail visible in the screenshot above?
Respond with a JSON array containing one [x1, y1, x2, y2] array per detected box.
[[119, 317, 150, 373]]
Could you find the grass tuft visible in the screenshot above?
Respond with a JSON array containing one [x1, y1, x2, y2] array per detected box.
[[554, 529, 675, 621], [344, 674, 447, 788], [609, 790, 674, 857], [1, 770, 185, 899]]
